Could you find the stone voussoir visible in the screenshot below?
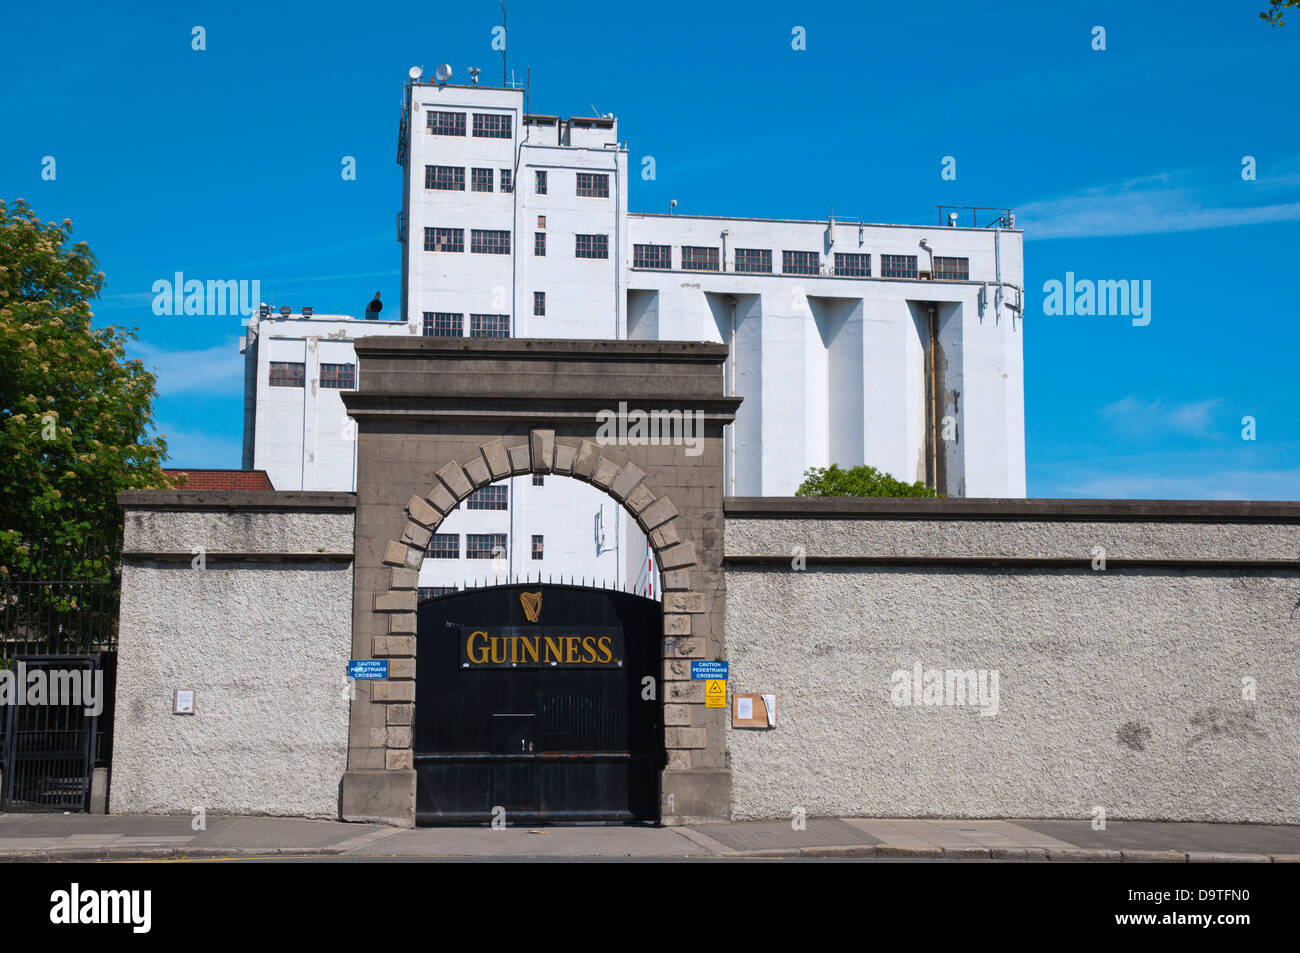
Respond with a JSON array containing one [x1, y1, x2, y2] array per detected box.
[[609, 462, 647, 501], [480, 439, 510, 479], [437, 461, 473, 500]]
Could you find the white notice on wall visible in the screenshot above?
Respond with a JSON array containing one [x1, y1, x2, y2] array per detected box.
[[761, 694, 777, 726], [737, 697, 753, 720], [174, 690, 195, 715]]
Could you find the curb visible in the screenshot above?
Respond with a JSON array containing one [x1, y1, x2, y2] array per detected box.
[[0, 843, 1295, 863], [0, 846, 348, 863], [740, 844, 1294, 863]]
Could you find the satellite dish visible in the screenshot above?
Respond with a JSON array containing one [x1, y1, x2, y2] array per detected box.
[[408, 66, 422, 81], [434, 64, 452, 84]]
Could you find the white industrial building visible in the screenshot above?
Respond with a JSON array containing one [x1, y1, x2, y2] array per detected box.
[[241, 72, 1025, 597]]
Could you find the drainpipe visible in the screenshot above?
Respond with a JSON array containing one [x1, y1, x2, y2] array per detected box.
[[728, 296, 737, 495], [926, 305, 939, 492], [993, 226, 1002, 323]]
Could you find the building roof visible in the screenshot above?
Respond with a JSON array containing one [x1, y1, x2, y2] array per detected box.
[[163, 469, 275, 491]]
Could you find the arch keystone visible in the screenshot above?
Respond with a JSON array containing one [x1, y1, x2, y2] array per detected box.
[[529, 429, 555, 471]]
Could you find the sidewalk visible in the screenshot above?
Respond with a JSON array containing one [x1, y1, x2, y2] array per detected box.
[[0, 813, 1297, 861]]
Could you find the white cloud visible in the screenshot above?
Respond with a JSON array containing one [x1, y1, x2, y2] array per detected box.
[[1017, 170, 1300, 239], [1099, 395, 1224, 438], [1056, 468, 1300, 501], [131, 339, 244, 397]]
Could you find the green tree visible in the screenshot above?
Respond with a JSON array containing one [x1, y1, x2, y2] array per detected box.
[[0, 198, 173, 584], [1261, 0, 1299, 24], [795, 464, 940, 498]]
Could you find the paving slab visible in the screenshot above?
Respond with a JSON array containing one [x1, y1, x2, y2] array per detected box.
[[1016, 820, 1300, 855], [344, 825, 702, 858], [695, 818, 877, 852]]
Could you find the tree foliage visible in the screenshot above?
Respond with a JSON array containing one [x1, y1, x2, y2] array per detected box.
[[1261, 0, 1299, 24], [0, 198, 173, 578], [795, 464, 940, 498]]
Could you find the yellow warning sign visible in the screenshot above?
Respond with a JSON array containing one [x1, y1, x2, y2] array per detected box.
[[705, 679, 726, 708]]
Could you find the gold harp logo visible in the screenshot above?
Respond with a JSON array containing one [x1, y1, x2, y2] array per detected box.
[[520, 591, 542, 623]]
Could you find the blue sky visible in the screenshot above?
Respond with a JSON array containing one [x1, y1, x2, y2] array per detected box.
[[4, 0, 1298, 499]]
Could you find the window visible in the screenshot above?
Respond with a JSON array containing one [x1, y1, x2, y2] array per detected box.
[[534, 232, 546, 256], [782, 250, 820, 275], [426, 111, 465, 136], [834, 253, 871, 277], [467, 533, 506, 560], [575, 233, 609, 259], [424, 227, 464, 252], [933, 256, 970, 280], [532, 474, 545, 486], [467, 484, 508, 510], [537, 215, 546, 228], [471, 229, 510, 254], [269, 362, 305, 387], [427, 533, 459, 559], [418, 586, 458, 602], [576, 172, 610, 197], [471, 168, 494, 192], [319, 362, 355, 389], [734, 248, 772, 273], [681, 246, 719, 271], [500, 169, 513, 193], [470, 313, 510, 338], [472, 113, 512, 139], [422, 311, 463, 337], [881, 254, 918, 278], [534, 291, 545, 316], [531, 535, 544, 560], [633, 244, 671, 269], [425, 165, 464, 191], [535, 170, 547, 194]]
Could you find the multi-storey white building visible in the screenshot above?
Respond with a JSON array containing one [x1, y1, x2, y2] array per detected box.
[[242, 72, 1026, 597]]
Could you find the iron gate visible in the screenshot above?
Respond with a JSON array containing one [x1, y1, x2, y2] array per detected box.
[[0, 529, 119, 812], [1, 655, 100, 811], [415, 583, 664, 825]]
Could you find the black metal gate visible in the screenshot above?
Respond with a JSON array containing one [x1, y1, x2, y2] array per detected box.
[[1, 656, 100, 811], [0, 529, 119, 812], [415, 583, 664, 825]]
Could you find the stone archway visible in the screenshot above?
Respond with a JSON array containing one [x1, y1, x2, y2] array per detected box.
[[338, 339, 740, 827]]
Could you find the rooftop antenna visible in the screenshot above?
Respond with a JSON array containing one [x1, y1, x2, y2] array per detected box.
[[468, 67, 481, 85], [590, 103, 601, 117], [434, 63, 452, 85], [501, 0, 508, 87]]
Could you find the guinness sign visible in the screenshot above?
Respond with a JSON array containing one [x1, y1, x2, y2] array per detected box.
[[461, 626, 624, 669]]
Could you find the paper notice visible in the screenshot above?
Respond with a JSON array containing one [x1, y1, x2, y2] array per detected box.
[[737, 697, 753, 720]]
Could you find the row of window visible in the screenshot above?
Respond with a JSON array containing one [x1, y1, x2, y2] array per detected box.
[[269, 362, 355, 388], [425, 533, 545, 560], [424, 228, 609, 259], [427, 111, 512, 139], [421, 312, 511, 337], [423, 165, 608, 200], [425, 165, 514, 193], [632, 246, 971, 280]]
